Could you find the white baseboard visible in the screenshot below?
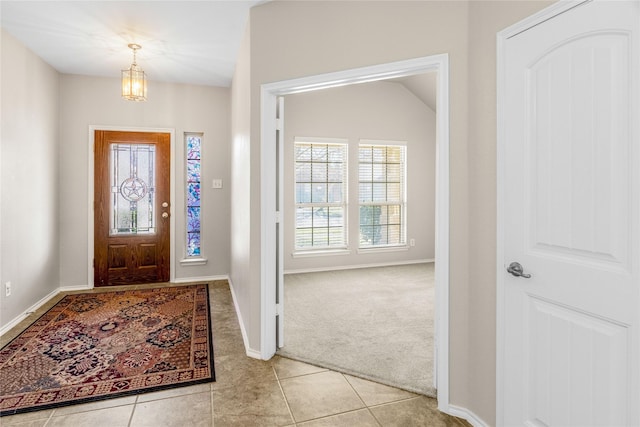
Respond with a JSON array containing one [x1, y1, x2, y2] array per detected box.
[[245, 347, 262, 359], [446, 404, 489, 427], [174, 274, 229, 284], [284, 258, 435, 275], [0, 288, 60, 337], [59, 284, 92, 292], [177, 274, 262, 358], [227, 277, 262, 359]]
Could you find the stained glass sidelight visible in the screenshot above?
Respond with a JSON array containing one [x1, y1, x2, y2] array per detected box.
[[186, 134, 202, 257], [110, 144, 156, 234]]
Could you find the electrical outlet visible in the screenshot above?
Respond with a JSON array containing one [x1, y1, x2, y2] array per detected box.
[[410, 238, 416, 247], [5, 281, 11, 297]]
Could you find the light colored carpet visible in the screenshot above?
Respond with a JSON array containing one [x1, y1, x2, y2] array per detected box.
[[278, 263, 435, 396]]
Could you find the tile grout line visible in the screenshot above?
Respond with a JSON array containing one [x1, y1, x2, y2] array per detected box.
[[274, 369, 330, 381], [41, 410, 56, 426], [293, 408, 378, 425], [341, 373, 383, 427], [210, 385, 215, 427], [272, 365, 297, 426], [127, 397, 139, 427], [367, 395, 423, 410]]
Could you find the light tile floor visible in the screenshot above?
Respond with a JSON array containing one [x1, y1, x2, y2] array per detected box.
[[1, 281, 470, 427]]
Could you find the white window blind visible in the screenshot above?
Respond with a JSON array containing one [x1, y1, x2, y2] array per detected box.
[[358, 143, 406, 248], [294, 140, 348, 250]]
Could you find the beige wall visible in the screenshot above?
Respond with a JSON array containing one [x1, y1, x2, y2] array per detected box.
[[467, 1, 554, 423], [245, 0, 472, 410], [58, 75, 231, 287], [1, 30, 233, 331], [0, 31, 231, 334], [231, 1, 556, 423], [230, 22, 255, 351], [283, 81, 436, 272], [0, 30, 60, 328]]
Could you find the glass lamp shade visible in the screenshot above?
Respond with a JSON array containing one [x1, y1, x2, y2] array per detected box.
[[122, 66, 147, 101]]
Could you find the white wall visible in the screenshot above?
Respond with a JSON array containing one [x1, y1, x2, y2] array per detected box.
[[466, 1, 554, 424], [230, 22, 256, 354], [58, 75, 231, 287], [0, 30, 60, 328], [283, 81, 436, 272]]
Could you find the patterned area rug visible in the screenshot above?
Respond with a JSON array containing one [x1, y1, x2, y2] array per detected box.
[[0, 284, 214, 416]]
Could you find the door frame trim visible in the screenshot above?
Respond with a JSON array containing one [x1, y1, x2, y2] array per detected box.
[[87, 125, 176, 287], [260, 54, 451, 411], [495, 1, 590, 424]]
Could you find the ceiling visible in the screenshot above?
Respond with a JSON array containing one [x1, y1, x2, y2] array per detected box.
[[1, 1, 437, 109], [0, 1, 265, 87], [391, 73, 437, 111]]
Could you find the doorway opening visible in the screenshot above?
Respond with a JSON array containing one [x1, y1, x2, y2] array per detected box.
[[279, 75, 438, 396], [260, 54, 451, 409]]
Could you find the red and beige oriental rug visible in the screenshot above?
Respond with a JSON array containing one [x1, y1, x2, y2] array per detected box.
[[0, 284, 215, 416]]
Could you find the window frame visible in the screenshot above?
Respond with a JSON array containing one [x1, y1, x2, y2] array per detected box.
[[182, 132, 206, 265], [358, 140, 407, 250], [293, 137, 349, 253]]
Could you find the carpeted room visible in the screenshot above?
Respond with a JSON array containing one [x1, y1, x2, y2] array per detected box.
[[276, 77, 438, 396], [281, 263, 436, 396]]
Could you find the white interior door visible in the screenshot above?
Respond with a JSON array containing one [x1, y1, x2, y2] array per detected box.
[[498, 1, 639, 426]]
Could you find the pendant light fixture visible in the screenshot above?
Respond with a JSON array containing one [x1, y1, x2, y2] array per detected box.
[[121, 43, 147, 101]]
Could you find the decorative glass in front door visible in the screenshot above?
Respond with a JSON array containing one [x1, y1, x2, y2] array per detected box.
[[110, 143, 156, 234]]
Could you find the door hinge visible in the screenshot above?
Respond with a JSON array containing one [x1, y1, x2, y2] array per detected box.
[[276, 118, 283, 131], [275, 211, 282, 223], [275, 303, 282, 316]]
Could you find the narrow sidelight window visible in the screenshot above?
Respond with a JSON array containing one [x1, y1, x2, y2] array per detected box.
[[185, 133, 202, 257]]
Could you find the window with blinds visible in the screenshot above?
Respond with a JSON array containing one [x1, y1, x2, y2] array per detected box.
[[358, 143, 406, 248], [294, 139, 348, 250]]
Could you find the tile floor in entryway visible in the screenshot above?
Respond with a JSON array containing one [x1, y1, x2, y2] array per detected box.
[[0, 281, 470, 427]]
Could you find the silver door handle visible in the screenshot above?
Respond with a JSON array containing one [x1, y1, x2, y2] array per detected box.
[[507, 262, 531, 278]]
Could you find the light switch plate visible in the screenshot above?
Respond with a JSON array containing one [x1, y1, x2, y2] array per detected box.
[[212, 179, 223, 189]]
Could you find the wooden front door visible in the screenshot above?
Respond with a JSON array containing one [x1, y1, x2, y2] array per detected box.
[[94, 130, 171, 286]]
